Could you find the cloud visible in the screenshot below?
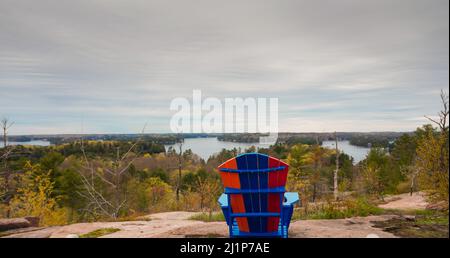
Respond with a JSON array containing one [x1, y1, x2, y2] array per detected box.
[[0, 0, 448, 134]]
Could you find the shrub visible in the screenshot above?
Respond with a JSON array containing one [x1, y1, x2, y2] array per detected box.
[[396, 181, 412, 194], [189, 212, 225, 222]]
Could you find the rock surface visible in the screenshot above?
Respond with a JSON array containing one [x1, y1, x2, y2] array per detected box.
[[289, 215, 398, 238], [1, 192, 430, 238], [0, 218, 31, 231], [426, 201, 448, 211], [378, 192, 428, 210], [1, 213, 398, 238]]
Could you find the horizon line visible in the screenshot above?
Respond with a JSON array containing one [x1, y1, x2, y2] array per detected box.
[[6, 131, 416, 137]]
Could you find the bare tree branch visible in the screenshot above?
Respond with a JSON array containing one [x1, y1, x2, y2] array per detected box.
[[74, 123, 149, 219], [425, 90, 449, 133]]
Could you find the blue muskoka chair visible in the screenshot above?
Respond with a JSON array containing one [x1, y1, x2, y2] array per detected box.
[[217, 153, 299, 238]]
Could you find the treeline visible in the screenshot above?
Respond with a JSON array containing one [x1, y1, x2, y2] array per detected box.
[[6, 133, 226, 146], [348, 134, 406, 148], [217, 133, 262, 143], [2, 140, 166, 168], [6, 132, 408, 148], [216, 132, 408, 148], [218, 133, 322, 144], [4, 134, 182, 145]]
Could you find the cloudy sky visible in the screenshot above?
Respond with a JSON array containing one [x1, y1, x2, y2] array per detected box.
[[0, 0, 448, 135]]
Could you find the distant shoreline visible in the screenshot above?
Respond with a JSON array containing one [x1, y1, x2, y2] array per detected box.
[[1, 131, 411, 150]]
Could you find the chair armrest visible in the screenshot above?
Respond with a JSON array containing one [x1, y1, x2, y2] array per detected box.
[[218, 193, 228, 207], [283, 192, 300, 206]]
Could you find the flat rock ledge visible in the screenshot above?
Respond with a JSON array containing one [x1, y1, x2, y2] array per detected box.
[[0, 217, 39, 231]]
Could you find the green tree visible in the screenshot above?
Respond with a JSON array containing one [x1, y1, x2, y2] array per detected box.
[[149, 168, 170, 183], [391, 133, 417, 194], [126, 176, 173, 214], [54, 168, 84, 222], [361, 148, 391, 199], [391, 134, 416, 167], [39, 152, 64, 175]]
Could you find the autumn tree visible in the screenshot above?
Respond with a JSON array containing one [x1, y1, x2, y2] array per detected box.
[[416, 90, 449, 209], [9, 162, 67, 226], [196, 176, 221, 219], [146, 177, 173, 211], [287, 144, 313, 210]]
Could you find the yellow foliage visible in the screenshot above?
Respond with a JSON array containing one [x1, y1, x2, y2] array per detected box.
[[195, 177, 221, 212], [9, 162, 68, 226], [180, 191, 201, 211], [416, 130, 449, 207], [146, 177, 173, 208], [287, 144, 312, 174]]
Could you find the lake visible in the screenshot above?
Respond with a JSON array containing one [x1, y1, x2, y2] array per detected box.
[[0, 140, 51, 148], [165, 137, 264, 161], [321, 140, 370, 163], [165, 137, 370, 163]]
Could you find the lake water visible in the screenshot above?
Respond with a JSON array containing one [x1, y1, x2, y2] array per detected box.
[[321, 140, 370, 163], [165, 137, 370, 163], [0, 140, 51, 148], [165, 137, 264, 161]]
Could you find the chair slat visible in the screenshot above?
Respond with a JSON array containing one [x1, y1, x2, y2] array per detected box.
[[231, 212, 280, 217]]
